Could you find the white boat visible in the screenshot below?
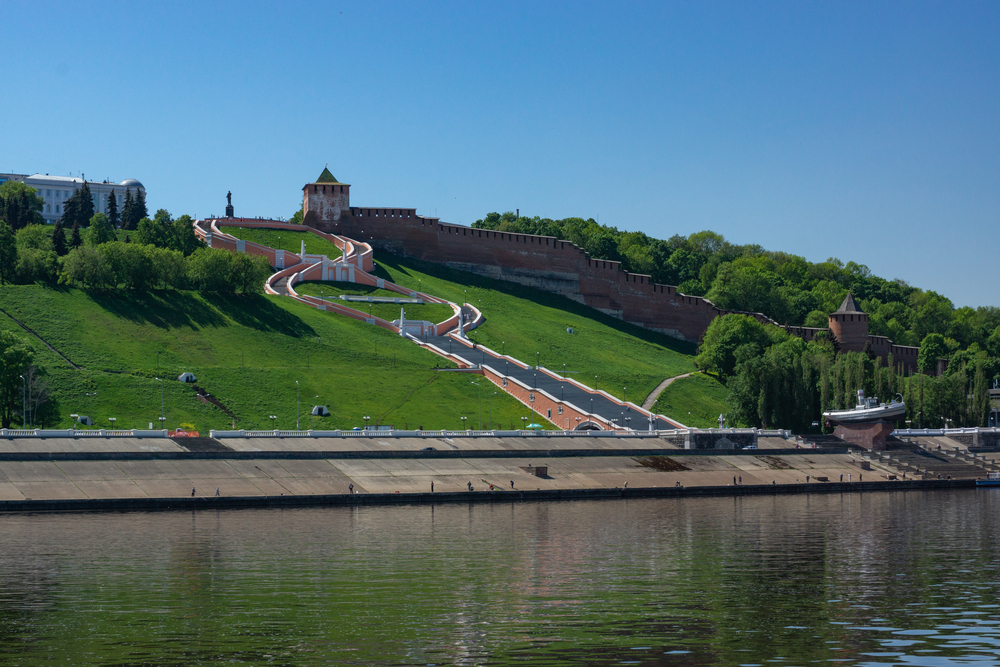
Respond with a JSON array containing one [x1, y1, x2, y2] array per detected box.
[[823, 390, 905, 425]]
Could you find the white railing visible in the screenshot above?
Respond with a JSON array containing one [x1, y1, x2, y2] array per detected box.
[[0, 428, 169, 438], [895, 427, 999, 436]]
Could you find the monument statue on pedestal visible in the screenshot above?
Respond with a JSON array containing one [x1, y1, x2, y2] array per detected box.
[[225, 191, 234, 218]]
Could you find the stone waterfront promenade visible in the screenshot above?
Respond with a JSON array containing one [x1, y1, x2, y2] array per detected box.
[[0, 432, 989, 510]]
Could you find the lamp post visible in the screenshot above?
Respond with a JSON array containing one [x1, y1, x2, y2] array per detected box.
[[470, 381, 482, 430], [295, 380, 300, 430], [461, 415, 468, 430], [153, 378, 163, 422], [521, 416, 528, 431], [269, 415, 278, 430], [501, 341, 505, 356], [363, 415, 371, 431], [489, 391, 497, 430], [108, 417, 117, 430], [87, 391, 97, 426], [19, 375, 25, 427], [201, 394, 210, 435]]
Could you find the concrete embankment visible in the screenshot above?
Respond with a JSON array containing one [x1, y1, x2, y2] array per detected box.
[[0, 479, 976, 513], [0, 435, 981, 513]]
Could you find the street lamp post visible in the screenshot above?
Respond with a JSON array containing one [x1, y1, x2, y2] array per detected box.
[[521, 416, 528, 431], [269, 415, 278, 430], [154, 378, 164, 422], [87, 391, 97, 426], [108, 417, 117, 430], [19, 375, 25, 427], [295, 380, 300, 430], [489, 392, 497, 430], [363, 415, 371, 431], [461, 415, 468, 430], [470, 381, 482, 430]]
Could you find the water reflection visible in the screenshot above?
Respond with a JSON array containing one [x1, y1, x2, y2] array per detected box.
[[0, 491, 998, 665]]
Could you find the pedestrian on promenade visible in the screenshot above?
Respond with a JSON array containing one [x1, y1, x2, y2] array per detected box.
[[215, 488, 220, 497], [849, 473, 851, 482], [191, 488, 195, 497], [467, 481, 472, 491], [624, 481, 628, 489], [739, 476, 742, 485], [733, 476, 736, 485], [349, 483, 354, 494], [806, 475, 810, 483], [840, 474, 843, 482], [859, 474, 863, 482], [510, 480, 514, 489], [431, 481, 434, 493]]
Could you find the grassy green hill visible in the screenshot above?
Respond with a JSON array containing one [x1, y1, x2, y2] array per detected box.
[[651, 372, 730, 428], [0, 286, 535, 431], [0, 247, 728, 431], [224, 226, 342, 259], [370, 253, 701, 407], [293, 281, 455, 323]]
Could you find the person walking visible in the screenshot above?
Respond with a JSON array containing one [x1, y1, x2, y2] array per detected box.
[[215, 488, 220, 497], [431, 481, 434, 493], [349, 483, 354, 494], [510, 480, 514, 489], [739, 476, 742, 485], [191, 488, 195, 497], [848, 473, 852, 482], [733, 476, 736, 485], [840, 474, 843, 482]]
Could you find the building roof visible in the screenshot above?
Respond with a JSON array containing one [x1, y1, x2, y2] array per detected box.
[[28, 174, 84, 184], [316, 167, 340, 183], [120, 178, 144, 188], [835, 292, 865, 315]]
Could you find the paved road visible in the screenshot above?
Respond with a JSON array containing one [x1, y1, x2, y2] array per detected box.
[[422, 334, 678, 431], [642, 373, 694, 410]]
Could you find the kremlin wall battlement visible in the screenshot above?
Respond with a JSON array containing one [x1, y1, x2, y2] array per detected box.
[[302, 170, 919, 370]]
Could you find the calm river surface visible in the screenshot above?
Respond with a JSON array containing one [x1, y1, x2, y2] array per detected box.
[[2, 490, 1000, 665]]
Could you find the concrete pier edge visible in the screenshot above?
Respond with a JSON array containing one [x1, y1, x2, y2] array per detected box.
[[0, 478, 976, 514]]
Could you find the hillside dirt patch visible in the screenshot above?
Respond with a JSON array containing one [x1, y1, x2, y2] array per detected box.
[[756, 455, 793, 470]]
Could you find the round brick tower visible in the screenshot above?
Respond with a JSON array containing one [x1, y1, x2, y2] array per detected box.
[[302, 166, 350, 231], [827, 292, 868, 352]]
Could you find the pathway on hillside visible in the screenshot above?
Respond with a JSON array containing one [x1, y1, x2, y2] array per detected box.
[[195, 218, 684, 431], [641, 373, 694, 410]]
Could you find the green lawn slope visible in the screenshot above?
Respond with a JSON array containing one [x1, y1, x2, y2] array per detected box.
[[224, 226, 342, 259], [0, 286, 538, 431], [371, 254, 698, 406], [293, 281, 455, 323], [651, 372, 730, 428]]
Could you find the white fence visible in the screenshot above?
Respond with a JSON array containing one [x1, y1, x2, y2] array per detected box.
[[0, 429, 168, 438]]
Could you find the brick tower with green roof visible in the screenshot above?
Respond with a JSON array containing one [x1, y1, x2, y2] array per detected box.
[[302, 166, 351, 229]]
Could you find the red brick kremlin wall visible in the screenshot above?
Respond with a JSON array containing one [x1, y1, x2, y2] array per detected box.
[[302, 191, 919, 369]]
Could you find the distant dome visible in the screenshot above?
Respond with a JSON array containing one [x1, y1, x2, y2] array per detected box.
[[120, 178, 144, 189]]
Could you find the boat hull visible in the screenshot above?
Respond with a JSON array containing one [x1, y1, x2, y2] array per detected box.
[[823, 403, 906, 425]]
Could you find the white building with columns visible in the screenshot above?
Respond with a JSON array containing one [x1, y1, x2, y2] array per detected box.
[[0, 173, 145, 224]]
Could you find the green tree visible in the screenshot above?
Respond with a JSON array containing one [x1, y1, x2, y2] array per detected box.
[[0, 221, 17, 284], [86, 213, 116, 246], [136, 216, 172, 248], [134, 188, 148, 221], [187, 247, 234, 292], [0, 330, 35, 427], [0, 181, 44, 230], [69, 222, 83, 250], [918, 333, 948, 375], [15, 224, 53, 252], [14, 249, 58, 284], [121, 188, 136, 230], [228, 252, 272, 293], [59, 245, 113, 288], [290, 207, 304, 225], [78, 181, 95, 224], [171, 214, 202, 256], [696, 314, 778, 380], [106, 189, 120, 229], [51, 220, 68, 256]]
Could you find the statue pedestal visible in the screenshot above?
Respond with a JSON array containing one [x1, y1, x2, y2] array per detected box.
[[225, 204, 234, 218], [833, 420, 894, 451]]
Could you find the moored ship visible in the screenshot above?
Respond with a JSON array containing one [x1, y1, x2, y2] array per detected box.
[[823, 390, 905, 425]]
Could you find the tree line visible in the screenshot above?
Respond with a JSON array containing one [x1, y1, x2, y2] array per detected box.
[[697, 314, 999, 431], [0, 329, 49, 429], [473, 211, 1000, 378], [0, 209, 271, 294]]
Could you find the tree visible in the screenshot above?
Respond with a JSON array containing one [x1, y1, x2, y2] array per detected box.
[[0, 221, 16, 284], [0, 330, 35, 428], [290, 207, 304, 225], [134, 188, 148, 221], [14, 249, 58, 284], [228, 252, 272, 293], [918, 333, 948, 375], [78, 181, 95, 224], [69, 222, 83, 250], [0, 181, 44, 230], [51, 220, 68, 256], [86, 213, 116, 246], [59, 190, 80, 228], [187, 247, 234, 292], [696, 314, 778, 380], [106, 190, 120, 229], [171, 215, 202, 256], [59, 245, 113, 288], [15, 224, 52, 252], [136, 216, 172, 248], [121, 188, 136, 230]]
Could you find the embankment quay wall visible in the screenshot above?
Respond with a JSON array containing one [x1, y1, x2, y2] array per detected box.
[[0, 480, 975, 514]]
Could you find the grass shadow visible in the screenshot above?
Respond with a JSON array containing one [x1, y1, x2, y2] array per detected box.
[[202, 293, 316, 337], [86, 290, 229, 330]]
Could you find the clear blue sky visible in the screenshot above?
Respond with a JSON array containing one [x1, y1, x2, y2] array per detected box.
[[3, 2, 997, 307]]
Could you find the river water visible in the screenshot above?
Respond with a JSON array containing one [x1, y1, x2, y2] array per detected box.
[[1, 490, 999, 666]]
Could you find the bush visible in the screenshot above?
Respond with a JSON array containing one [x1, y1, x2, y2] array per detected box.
[[60, 245, 114, 288], [14, 248, 58, 284], [15, 224, 52, 252]]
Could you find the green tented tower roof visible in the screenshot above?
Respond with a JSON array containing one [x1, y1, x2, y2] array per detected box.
[[316, 167, 340, 183]]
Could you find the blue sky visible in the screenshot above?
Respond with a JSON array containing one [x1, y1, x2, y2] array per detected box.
[[2, 1, 997, 306]]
